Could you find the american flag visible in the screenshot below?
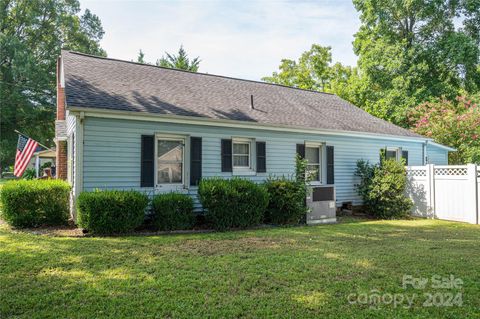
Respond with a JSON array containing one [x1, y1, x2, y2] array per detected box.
[[14, 134, 39, 177]]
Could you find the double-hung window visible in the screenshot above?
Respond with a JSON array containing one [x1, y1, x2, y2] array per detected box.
[[381, 147, 408, 165], [233, 140, 251, 169], [156, 137, 184, 185], [305, 144, 321, 182]]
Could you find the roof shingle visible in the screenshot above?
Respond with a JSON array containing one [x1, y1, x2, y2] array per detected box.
[[62, 50, 421, 138]]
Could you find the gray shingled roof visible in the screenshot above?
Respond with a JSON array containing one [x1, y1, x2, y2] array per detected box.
[[62, 50, 422, 138]]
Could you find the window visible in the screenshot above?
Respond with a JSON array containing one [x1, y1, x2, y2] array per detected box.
[[385, 150, 397, 160], [305, 145, 321, 182], [381, 148, 408, 165], [157, 138, 184, 184], [233, 141, 250, 168]]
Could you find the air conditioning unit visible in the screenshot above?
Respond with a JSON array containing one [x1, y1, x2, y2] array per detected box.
[[306, 185, 337, 225]]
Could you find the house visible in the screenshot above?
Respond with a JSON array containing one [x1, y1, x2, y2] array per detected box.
[[54, 50, 454, 214]]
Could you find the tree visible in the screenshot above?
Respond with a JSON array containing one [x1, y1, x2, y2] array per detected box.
[[136, 49, 146, 64], [409, 95, 480, 164], [0, 0, 105, 170], [262, 44, 367, 106], [262, 44, 333, 92], [352, 0, 480, 127], [156, 45, 200, 72]]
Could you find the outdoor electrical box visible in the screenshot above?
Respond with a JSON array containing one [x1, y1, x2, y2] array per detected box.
[[306, 185, 337, 225]]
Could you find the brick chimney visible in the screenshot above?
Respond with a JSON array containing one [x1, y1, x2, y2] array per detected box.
[[55, 56, 68, 180]]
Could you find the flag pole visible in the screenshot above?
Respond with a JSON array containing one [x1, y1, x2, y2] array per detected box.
[[14, 130, 53, 151]]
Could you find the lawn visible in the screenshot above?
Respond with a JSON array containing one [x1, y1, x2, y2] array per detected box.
[[0, 218, 479, 318]]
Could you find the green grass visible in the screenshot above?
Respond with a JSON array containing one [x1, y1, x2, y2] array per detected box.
[[0, 218, 479, 318]]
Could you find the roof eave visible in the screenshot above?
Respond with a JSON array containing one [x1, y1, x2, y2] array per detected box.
[[427, 141, 456, 152], [68, 105, 431, 143]]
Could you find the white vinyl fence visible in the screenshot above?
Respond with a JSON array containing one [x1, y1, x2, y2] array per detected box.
[[406, 165, 479, 224]]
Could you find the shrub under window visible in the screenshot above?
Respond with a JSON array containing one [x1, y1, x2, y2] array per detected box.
[[77, 190, 148, 234], [198, 178, 269, 230], [355, 159, 413, 219], [152, 193, 195, 230], [0, 179, 70, 228], [264, 177, 307, 225]]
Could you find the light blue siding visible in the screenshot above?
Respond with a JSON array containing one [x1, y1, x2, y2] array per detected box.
[[82, 117, 426, 206], [426, 144, 449, 165]]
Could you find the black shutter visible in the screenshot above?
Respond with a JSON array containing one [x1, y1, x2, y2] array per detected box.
[[140, 135, 154, 187], [326, 145, 334, 184], [402, 150, 409, 165], [221, 139, 232, 172], [256, 141, 266, 173], [190, 137, 202, 186], [380, 147, 386, 163], [296, 144, 305, 159]]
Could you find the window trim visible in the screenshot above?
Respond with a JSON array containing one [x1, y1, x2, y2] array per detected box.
[[305, 142, 324, 185], [154, 133, 187, 188], [232, 140, 251, 169], [231, 137, 256, 175], [384, 147, 407, 162], [385, 147, 400, 161]]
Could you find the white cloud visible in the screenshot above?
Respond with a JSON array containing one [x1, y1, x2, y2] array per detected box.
[[81, 0, 360, 80]]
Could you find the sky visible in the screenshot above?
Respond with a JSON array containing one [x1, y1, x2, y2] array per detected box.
[[81, 0, 361, 81]]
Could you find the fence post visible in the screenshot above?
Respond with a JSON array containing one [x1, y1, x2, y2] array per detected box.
[[476, 164, 479, 225], [427, 164, 435, 218], [477, 164, 479, 225], [467, 164, 479, 225]]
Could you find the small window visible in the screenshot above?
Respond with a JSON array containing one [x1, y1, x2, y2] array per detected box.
[[157, 138, 184, 184], [305, 146, 321, 182], [381, 148, 408, 164], [233, 141, 250, 168], [385, 150, 397, 160]]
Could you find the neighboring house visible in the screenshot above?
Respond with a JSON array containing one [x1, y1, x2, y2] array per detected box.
[[25, 148, 56, 177], [54, 51, 454, 212]]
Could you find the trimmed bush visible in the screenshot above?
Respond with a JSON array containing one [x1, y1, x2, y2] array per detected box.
[[77, 190, 148, 234], [355, 159, 413, 219], [198, 178, 269, 230], [264, 177, 307, 224], [0, 179, 70, 228], [152, 193, 195, 230]]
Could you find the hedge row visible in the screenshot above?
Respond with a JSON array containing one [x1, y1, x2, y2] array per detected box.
[[264, 177, 307, 225], [0, 179, 70, 227], [77, 190, 149, 234], [0, 177, 308, 233], [198, 178, 269, 230]]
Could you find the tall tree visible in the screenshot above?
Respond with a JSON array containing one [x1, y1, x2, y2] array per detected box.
[[352, 0, 480, 127], [262, 44, 366, 105], [262, 44, 333, 92], [0, 0, 106, 169], [156, 45, 200, 72]]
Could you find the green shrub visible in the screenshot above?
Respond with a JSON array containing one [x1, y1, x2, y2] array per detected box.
[[355, 159, 413, 219], [77, 190, 148, 234], [264, 177, 307, 224], [198, 178, 269, 230], [22, 168, 36, 180], [152, 193, 195, 230], [0, 179, 70, 227]]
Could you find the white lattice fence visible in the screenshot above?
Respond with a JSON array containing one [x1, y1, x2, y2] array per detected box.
[[406, 164, 479, 224]]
